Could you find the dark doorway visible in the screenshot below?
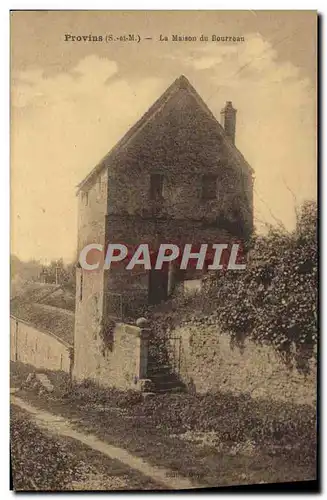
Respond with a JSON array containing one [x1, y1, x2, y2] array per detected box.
[[148, 266, 168, 305]]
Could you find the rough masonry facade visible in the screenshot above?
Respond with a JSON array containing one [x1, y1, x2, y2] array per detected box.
[[74, 75, 254, 386]]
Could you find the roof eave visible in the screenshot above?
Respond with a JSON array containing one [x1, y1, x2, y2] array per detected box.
[[76, 75, 254, 193]]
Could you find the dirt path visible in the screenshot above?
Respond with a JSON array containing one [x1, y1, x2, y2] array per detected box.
[[11, 394, 203, 490], [11, 404, 156, 491]]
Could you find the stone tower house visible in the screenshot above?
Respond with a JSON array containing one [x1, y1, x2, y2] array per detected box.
[[73, 75, 253, 384]]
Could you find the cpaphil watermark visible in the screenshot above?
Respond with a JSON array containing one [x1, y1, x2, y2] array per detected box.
[[78, 242, 247, 271]]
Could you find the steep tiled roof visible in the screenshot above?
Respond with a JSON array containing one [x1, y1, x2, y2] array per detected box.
[[11, 302, 74, 346], [77, 75, 253, 193], [10, 284, 75, 346]]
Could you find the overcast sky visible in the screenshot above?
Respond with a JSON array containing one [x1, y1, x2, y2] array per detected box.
[[11, 10, 317, 263]]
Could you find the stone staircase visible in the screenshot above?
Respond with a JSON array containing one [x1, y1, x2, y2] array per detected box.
[[147, 359, 186, 394]]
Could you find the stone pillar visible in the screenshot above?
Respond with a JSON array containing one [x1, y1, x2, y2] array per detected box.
[[167, 261, 177, 296], [139, 327, 150, 378], [135, 318, 153, 392], [15, 319, 18, 361]]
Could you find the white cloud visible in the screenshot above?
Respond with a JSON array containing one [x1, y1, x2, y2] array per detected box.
[[11, 38, 316, 261], [11, 56, 164, 261], [12, 56, 119, 108], [180, 34, 316, 230]]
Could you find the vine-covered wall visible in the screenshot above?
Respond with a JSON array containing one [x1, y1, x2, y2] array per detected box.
[[167, 324, 316, 407], [74, 76, 254, 387], [73, 314, 149, 390]]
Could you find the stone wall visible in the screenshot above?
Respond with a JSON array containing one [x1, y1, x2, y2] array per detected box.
[[105, 86, 253, 235], [10, 315, 72, 373], [73, 315, 150, 390], [77, 168, 108, 255], [167, 324, 316, 407], [74, 79, 254, 386]]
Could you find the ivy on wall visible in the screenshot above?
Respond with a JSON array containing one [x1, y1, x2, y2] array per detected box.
[[98, 316, 116, 356], [147, 200, 317, 374], [209, 200, 317, 373]]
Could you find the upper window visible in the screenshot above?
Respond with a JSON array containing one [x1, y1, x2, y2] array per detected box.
[[81, 191, 88, 206], [202, 175, 217, 200], [150, 174, 164, 201]]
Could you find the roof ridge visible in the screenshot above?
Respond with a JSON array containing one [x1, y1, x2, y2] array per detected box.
[[77, 75, 193, 191], [77, 75, 252, 192]]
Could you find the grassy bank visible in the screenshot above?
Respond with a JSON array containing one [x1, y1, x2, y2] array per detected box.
[[10, 361, 317, 489], [11, 405, 160, 491]]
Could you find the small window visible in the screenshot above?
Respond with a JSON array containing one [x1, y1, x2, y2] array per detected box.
[[82, 191, 88, 206], [150, 174, 164, 201], [202, 175, 217, 200]]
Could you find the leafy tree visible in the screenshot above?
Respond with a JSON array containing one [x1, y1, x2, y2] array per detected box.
[[205, 200, 317, 372]]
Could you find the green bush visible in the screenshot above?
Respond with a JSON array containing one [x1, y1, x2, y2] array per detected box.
[[148, 200, 318, 373], [209, 200, 318, 372], [135, 391, 316, 458]]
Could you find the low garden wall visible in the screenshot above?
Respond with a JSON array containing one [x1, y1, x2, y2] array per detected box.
[[10, 315, 72, 374], [73, 320, 150, 390], [167, 324, 316, 407]]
